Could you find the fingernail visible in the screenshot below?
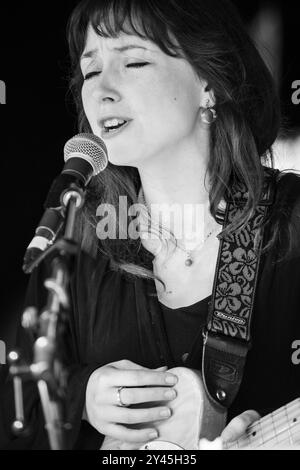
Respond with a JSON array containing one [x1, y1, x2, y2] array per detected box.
[[164, 389, 176, 400], [160, 408, 171, 418], [149, 430, 158, 439], [165, 374, 177, 384]]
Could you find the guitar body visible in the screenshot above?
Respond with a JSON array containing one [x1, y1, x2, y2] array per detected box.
[[100, 367, 227, 451]]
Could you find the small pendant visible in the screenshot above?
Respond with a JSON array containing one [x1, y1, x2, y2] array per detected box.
[[185, 258, 193, 267]]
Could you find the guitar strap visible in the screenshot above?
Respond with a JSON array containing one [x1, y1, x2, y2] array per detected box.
[[202, 168, 278, 409]]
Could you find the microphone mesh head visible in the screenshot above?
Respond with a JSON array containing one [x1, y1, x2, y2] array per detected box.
[[64, 133, 108, 175]]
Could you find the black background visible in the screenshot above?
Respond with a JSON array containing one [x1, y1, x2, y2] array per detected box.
[[0, 0, 299, 351]]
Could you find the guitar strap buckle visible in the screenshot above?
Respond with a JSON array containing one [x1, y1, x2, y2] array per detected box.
[[202, 331, 251, 409]]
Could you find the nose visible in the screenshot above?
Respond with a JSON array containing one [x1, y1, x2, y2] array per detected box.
[[91, 68, 122, 103]]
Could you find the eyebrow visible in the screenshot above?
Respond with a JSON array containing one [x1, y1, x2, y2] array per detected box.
[[80, 45, 151, 61]]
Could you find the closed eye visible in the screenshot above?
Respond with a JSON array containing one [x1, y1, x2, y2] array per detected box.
[[84, 71, 101, 81], [126, 62, 150, 68], [83, 62, 150, 80]]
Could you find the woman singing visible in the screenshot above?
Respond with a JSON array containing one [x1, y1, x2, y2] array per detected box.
[[1, 0, 300, 450]]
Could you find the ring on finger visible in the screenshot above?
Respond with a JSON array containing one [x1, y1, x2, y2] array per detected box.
[[117, 386, 127, 407]]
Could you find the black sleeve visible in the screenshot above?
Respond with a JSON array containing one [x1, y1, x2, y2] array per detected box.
[[0, 256, 101, 450]]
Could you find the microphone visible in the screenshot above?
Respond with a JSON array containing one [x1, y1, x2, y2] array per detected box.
[[23, 133, 108, 273]]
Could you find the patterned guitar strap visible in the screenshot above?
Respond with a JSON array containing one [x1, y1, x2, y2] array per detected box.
[[202, 168, 278, 409]]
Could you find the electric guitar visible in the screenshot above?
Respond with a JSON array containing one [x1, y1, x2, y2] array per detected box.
[[100, 367, 300, 450]]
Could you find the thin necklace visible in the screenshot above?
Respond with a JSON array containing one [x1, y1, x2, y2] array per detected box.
[[138, 189, 221, 267], [174, 226, 220, 267]]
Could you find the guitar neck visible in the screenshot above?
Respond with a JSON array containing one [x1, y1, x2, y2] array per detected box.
[[225, 398, 300, 450]]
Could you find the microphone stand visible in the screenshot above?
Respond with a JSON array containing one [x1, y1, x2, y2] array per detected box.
[[8, 183, 85, 450]]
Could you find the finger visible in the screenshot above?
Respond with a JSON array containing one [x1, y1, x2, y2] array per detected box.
[[105, 423, 159, 444], [221, 410, 261, 443], [110, 361, 168, 372], [119, 386, 176, 406], [104, 405, 171, 425], [119, 442, 146, 450], [199, 438, 223, 450], [110, 369, 178, 388], [110, 360, 150, 371]]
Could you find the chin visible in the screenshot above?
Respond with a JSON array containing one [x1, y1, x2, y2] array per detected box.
[[106, 147, 146, 168], [109, 159, 136, 167], [107, 153, 138, 168]]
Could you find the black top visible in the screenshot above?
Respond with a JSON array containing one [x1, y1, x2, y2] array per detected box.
[[160, 298, 210, 366], [1, 171, 300, 450]]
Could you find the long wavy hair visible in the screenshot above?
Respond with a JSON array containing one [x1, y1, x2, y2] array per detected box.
[[67, 0, 281, 277]]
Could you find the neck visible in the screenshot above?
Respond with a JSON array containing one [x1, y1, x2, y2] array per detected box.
[[138, 139, 210, 206], [137, 139, 217, 243]]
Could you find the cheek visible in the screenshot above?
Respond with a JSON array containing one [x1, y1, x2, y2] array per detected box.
[[81, 87, 94, 123], [148, 74, 199, 121], [163, 66, 201, 112], [148, 93, 198, 134]]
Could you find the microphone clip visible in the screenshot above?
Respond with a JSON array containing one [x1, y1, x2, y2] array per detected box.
[[23, 182, 85, 274]]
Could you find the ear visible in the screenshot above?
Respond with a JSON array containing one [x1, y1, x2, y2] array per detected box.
[[200, 83, 216, 108]]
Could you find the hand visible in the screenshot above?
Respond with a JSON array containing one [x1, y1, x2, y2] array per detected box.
[[85, 359, 178, 445], [220, 410, 261, 445], [199, 410, 261, 450]]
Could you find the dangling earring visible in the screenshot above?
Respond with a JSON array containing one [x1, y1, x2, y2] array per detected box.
[[200, 100, 217, 124]]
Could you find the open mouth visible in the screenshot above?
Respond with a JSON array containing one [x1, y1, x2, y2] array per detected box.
[[103, 118, 129, 134]]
